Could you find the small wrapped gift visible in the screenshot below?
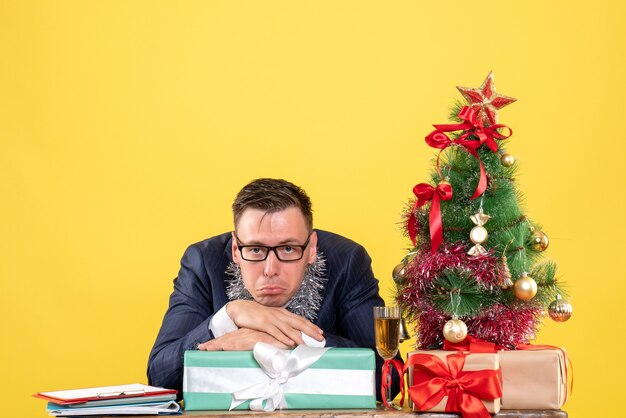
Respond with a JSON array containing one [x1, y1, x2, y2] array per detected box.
[[500, 347, 569, 409], [183, 343, 376, 411], [406, 350, 501, 418]]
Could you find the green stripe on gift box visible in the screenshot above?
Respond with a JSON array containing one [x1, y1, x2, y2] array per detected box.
[[184, 392, 376, 410], [184, 348, 374, 370]]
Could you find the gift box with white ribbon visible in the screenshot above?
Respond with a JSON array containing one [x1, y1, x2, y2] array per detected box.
[[183, 343, 376, 411]]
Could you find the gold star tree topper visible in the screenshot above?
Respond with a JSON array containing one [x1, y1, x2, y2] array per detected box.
[[456, 71, 517, 125]]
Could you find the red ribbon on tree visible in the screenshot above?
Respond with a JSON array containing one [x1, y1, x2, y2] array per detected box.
[[404, 352, 502, 418], [408, 181, 453, 253], [381, 359, 405, 409], [424, 106, 513, 199]]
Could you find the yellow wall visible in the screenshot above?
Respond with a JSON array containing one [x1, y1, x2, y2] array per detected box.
[[1, 1, 624, 416]]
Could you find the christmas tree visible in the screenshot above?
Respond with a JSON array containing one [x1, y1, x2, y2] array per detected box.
[[396, 72, 573, 349]]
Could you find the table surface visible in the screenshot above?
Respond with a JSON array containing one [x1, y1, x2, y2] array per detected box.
[[154, 406, 568, 418]]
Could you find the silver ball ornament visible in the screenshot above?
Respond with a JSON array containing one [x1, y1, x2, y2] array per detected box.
[[392, 263, 408, 284], [548, 295, 573, 322]]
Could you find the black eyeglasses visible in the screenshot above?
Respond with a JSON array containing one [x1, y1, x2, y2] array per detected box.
[[234, 232, 313, 262]]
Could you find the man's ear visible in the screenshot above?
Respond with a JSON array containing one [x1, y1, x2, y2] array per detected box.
[[307, 230, 318, 264], [231, 231, 240, 263]]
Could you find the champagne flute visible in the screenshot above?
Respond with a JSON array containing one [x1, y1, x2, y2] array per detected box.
[[373, 306, 401, 409]]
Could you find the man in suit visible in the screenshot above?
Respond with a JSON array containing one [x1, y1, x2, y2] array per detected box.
[[148, 178, 400, 401]]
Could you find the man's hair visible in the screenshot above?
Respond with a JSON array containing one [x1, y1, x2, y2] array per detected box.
[[232, 178, 313, 230]]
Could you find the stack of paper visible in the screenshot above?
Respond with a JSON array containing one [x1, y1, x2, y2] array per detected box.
[[34, 383, 180, 416]]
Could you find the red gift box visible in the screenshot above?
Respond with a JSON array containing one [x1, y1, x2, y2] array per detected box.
[[406, 350, 501, 418]]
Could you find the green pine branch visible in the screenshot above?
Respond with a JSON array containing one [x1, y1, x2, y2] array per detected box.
[[432, 269, 498, 316]]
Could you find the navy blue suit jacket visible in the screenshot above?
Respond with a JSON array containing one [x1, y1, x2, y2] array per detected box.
[[148, 230, 400, 401]]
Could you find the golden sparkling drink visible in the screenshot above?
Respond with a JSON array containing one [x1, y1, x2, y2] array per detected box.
[[374, 317, 400, 359]]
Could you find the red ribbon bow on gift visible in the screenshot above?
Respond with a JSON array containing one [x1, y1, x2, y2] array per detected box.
[[425, 106, 513, 199], [408, 181, 453, 253], [381, 359, 405, 409], [404, 352, 502, 418]]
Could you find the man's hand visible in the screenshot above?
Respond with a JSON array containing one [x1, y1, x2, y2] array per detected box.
[[197, 328, 292, 351], [226, 300, 324, 347]]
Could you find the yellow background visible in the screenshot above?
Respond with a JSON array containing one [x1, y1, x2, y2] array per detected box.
[[1, 1, 624, 416]]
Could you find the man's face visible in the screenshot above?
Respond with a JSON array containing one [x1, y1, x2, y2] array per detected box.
[[232, 206, 317, 307]]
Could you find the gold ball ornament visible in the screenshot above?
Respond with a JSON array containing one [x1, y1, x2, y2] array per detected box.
[[392, 263, 408, 284], [548, 295, 573, 322], [501, 153, 515, 167], [529, 228, 549, 252], [514, 273, 538, 301], [443, 318, 468, 343]]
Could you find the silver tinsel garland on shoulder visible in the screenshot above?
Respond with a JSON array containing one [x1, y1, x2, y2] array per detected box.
[[225, 252, 327, 321]]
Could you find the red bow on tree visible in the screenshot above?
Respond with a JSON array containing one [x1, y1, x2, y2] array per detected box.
[[434, 106, 512, 152], [424, 106, 513, 199], [404, 352, 502, 418], [408, 181, 453, 254]]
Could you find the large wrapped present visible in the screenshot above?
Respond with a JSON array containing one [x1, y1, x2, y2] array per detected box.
[[406, 350, 501, 418], [500, 347, 569, 409], [184, 343, 376, 411]]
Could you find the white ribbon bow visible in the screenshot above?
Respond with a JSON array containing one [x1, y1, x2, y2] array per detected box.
[[229, 343, 330, 411]]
